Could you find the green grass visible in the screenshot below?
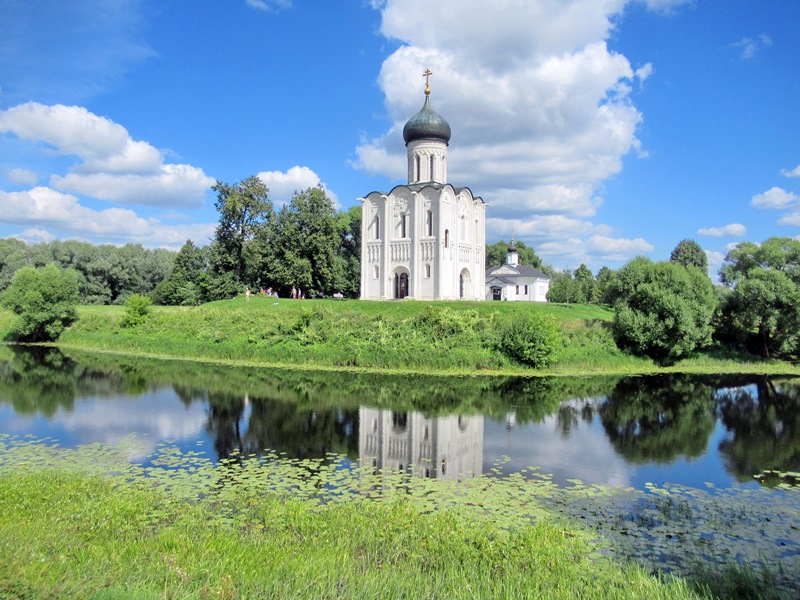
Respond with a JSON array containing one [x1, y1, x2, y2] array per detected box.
[[2, 298, 798, 377], [0, 469, 700, 599]]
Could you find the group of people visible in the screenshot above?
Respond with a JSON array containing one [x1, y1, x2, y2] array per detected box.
[[244, 286, 303, 301]]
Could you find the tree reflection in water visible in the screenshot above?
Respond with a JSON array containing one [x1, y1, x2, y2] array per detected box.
[[0, 346, 799, 486]]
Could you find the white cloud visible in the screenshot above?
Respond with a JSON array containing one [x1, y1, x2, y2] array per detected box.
[[358, 0, 673, 268], [696, 223, 746, 237], [11, 228, 56, 244], [705, 250, 725, 268], [256, 166, 339, 208], [0, 187, 214, 248], [751, 187, 800, 209], [731, 34, 773, 60], [0, 103, 214, 208], [778, 213, 800, 227], [639, 0, 694, 14], [245, 0, 291, 11], [6, 168, 38, 185], [781, 165, 800, 178]]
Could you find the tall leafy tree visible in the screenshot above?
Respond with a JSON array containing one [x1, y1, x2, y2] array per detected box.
[[211, 176, 274, 283], [608, 257, 717, 365], [334, 205, 362, 297], [670, 239, 708, 270], [593, 266, 615, 304], [573, 263, 594, 304], [154, 240, 207, 305], [485, 239, 542, 268], [717, 237, 800, 358], [269, 186, 339, 296]]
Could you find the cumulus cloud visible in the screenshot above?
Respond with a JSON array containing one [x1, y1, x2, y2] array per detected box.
[[731, 34, 773, 60], [11, 228, 56, 244], [6, 168, 38, 186], [0, 103, 214, 208], [697, 223, 746, 237], [256, 166, 339, 208], [0, 187, 214, 248], [357, 0, 672, 268], [751, 187, 800, 209], [781, 165, 800, 178]]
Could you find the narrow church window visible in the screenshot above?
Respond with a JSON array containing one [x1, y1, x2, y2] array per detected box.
[[524, 285, 528, 295], [373, 265, 379, 279], [375, 215, 380, 240], [429, 154, 435, 181], [399, 214, 406, 238], [425, 264, 431, 278], [415, 155, 420, 182], [461, 215, 467, 239], [444, 229, 449, 248], [426, 210, 432, 236], [515, 285, 519, 295]]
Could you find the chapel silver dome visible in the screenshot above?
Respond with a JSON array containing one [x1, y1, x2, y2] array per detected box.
[[402, 94, 452, 145]]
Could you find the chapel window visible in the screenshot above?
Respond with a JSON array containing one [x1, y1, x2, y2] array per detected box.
[[444, 229, 449, 248], [524, 285, 528, 295], [516, 285, 519, 295], [426, 210, 432, 236]]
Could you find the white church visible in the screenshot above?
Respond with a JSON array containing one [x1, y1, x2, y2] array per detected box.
[[359, 72, 487, 300]]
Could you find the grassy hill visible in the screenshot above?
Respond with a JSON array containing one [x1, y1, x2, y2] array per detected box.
[[2, 297, 796, 376]]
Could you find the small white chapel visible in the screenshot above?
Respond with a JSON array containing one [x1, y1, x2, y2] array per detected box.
[[359, 71, 487, 301]]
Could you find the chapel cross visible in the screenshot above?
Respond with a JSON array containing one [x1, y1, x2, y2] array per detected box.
[[423, 68, 433, 94]]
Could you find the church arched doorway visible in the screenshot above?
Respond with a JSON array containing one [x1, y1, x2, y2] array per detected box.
[[459, 268, 471, 299], [394, 270, 409, 299]]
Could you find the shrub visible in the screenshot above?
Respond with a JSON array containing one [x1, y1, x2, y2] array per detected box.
[[121, 294, 153, 328], [1, 264, 80, 342], [608, 258, 717, 365], [499, 313, 563, 368]]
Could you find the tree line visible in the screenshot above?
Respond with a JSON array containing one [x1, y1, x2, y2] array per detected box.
[[1, 173, 798, 364]]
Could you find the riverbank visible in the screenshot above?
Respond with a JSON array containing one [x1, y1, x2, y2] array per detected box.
[[3, 298, 797, 377], [0, 443, 707, 600]]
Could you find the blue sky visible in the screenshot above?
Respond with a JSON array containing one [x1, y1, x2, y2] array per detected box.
[[1, 0, 798, 275]]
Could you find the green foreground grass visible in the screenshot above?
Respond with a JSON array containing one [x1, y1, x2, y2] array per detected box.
[[0, 468, 703, 600], [4, 297, 797, 377]]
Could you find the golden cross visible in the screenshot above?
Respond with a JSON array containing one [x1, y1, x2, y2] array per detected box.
[[423, 68, 433, 94]]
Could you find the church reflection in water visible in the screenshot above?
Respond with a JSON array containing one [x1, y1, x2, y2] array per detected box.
[[359, 408, 484, 480]]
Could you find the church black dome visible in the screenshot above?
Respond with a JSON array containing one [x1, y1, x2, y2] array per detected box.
[[402, 95, 451, 145]]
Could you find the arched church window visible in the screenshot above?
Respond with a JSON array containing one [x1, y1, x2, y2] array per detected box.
[[426, 210, 432, 236], [399, 213, 407, 238], [429, 154, 435, 181], [460, 215, 467, 240], [415, 155, 420, 182], [425, 264, 431, 278], [375, 215, 380, 240], [373, 265, 379, 279], [444, 229, 449, 248]]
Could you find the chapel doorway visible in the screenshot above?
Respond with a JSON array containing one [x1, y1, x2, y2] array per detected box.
[[394, 272, 409, 299], [459, 268, 471, 299], [492, 287, 502, 301]]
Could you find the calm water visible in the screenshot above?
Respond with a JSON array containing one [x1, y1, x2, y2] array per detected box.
[[1, 346, 799, 491]]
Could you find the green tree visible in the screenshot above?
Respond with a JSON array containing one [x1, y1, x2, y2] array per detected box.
[[334, 205, 361, 298], [2, 264, 80, 342], [547, 269, 577, 303], [608, 257, 717, 365], [593, 266, 615, 304], [268, 186, 339, 296], [154, 240, 207, 305], [211, 176, 274, 283], [573, 264, 594, 304], [670, 238, 708, 270], [485, 239, 542, 268], [499, 312, 564, 368], [717, 237, 800, 359]]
